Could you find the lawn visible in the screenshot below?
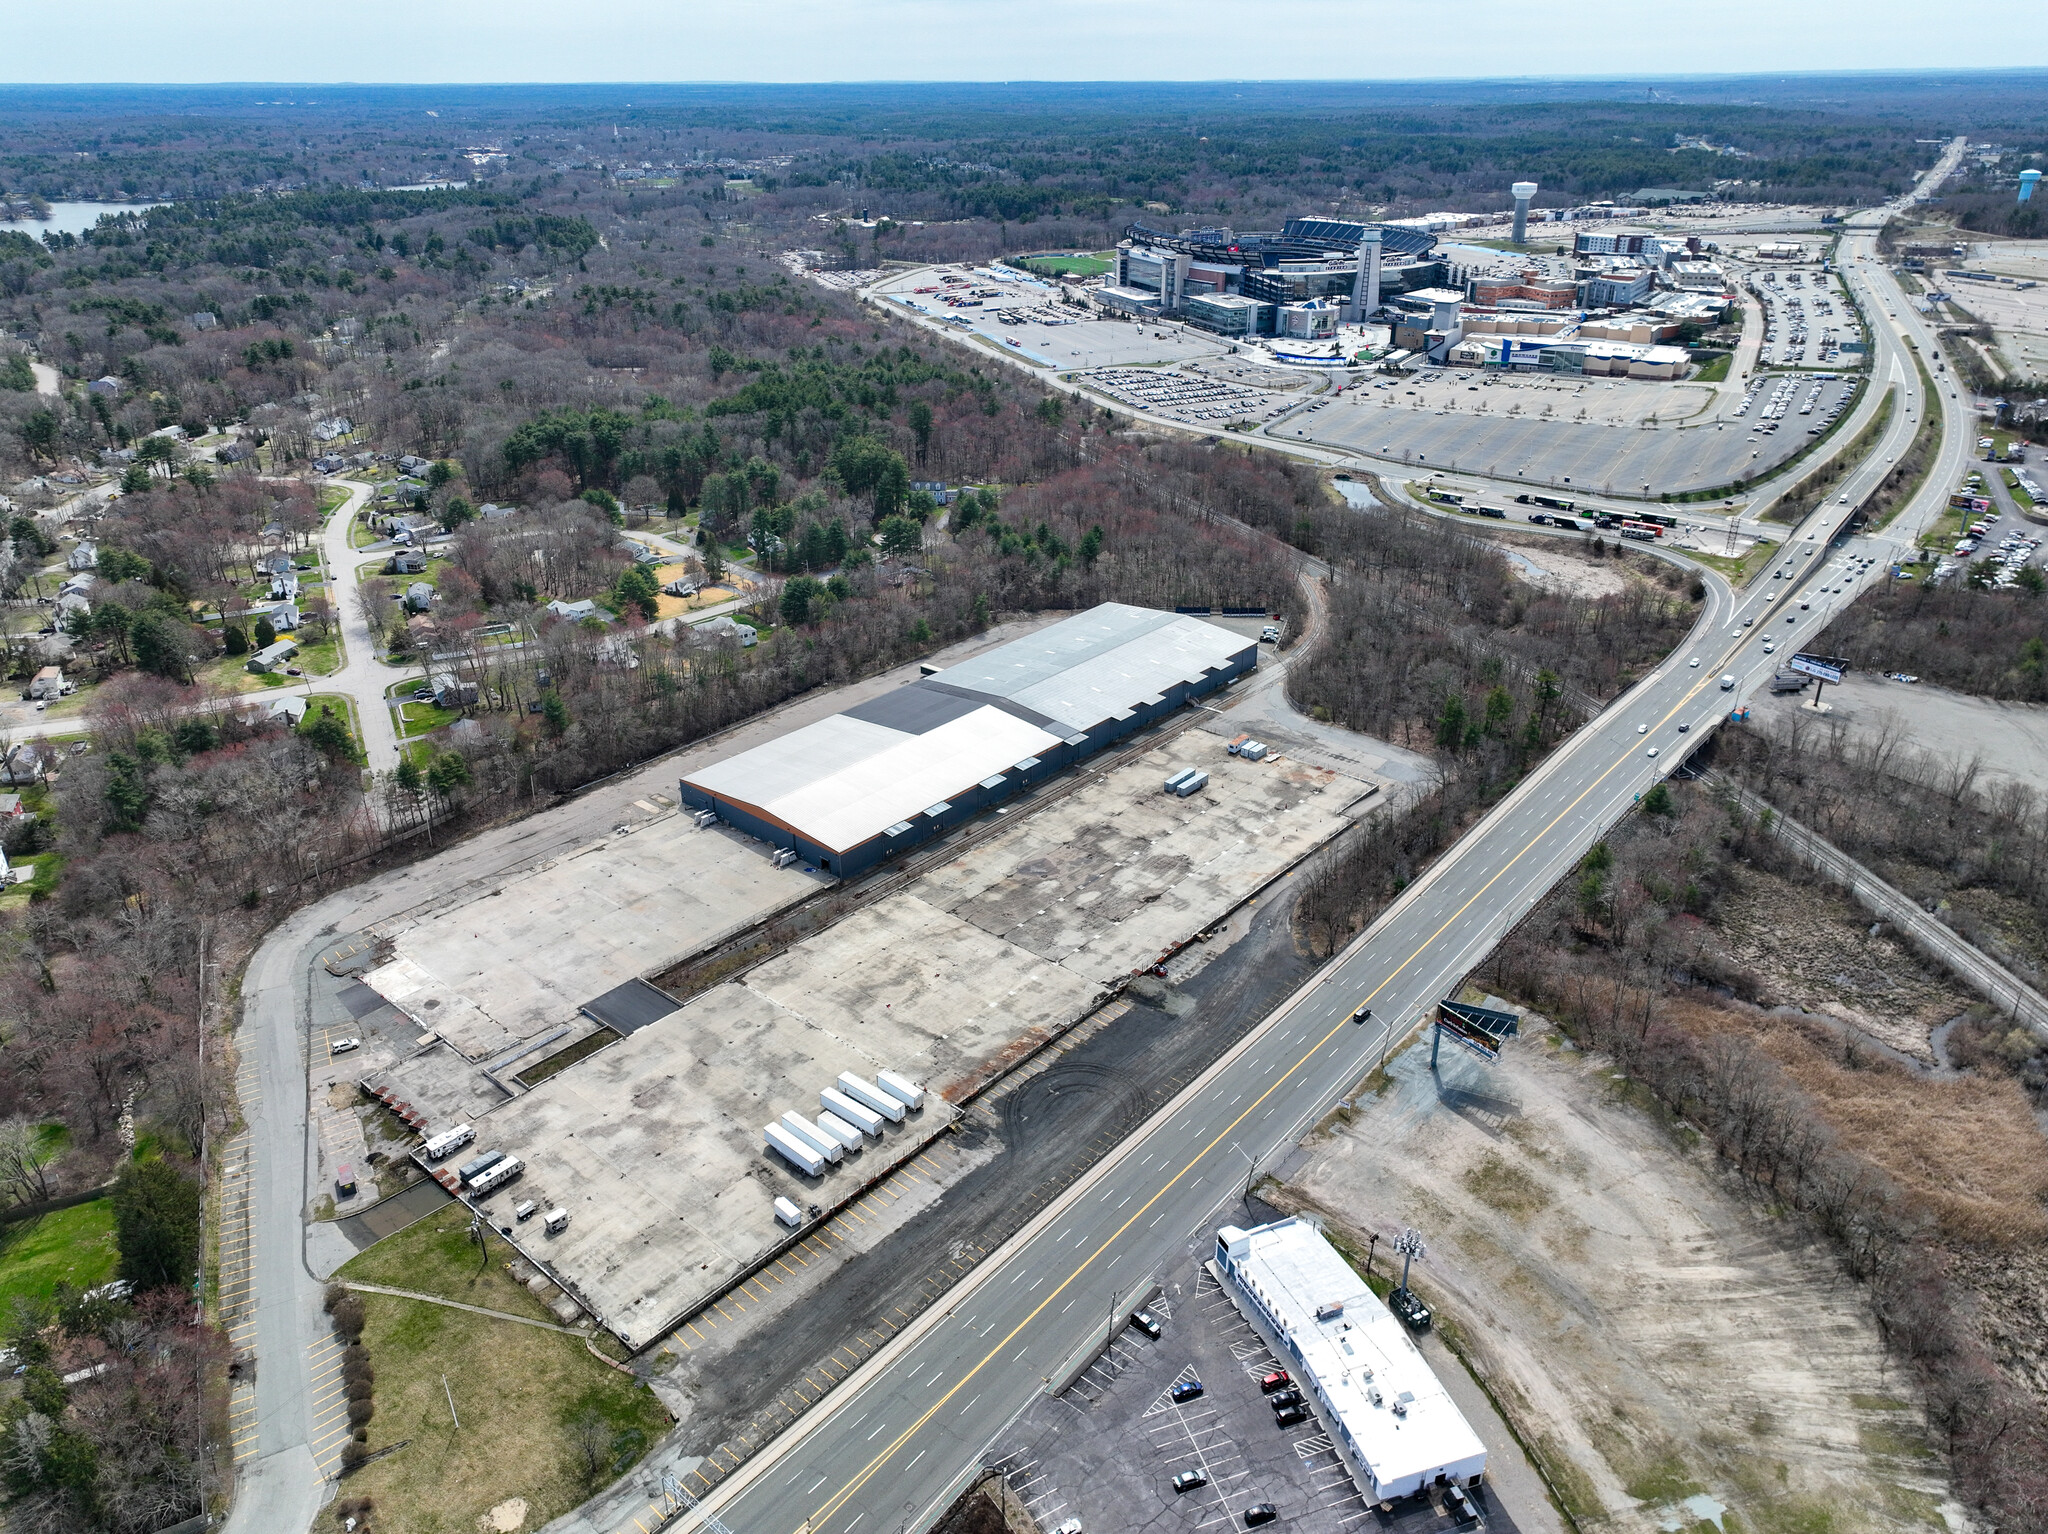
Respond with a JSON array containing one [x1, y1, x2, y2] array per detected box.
[[318, 485, 349, 516], [336, 1208, 670, 1533], [1681, 539, 1776, 587], [1020, 252, 1112, 278], [299, 694, 365, 766], [291, 634, 343, 676], [1690, 353, 1732, 384], [0, 852, 64, 911], [395, 701, 459, 740], [0, 1199, 118, 1312]]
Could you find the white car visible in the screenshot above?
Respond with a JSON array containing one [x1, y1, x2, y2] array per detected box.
[[1688, 657, 1700, 667], [330, 1037, 362, 1055], [1646, 747, 1660, 758], [1637, 723, 1648, 733]]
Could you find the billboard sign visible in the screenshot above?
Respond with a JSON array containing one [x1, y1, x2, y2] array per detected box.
[[1789, 653, 1847, 685], [1434, 999, 1521, 1064]]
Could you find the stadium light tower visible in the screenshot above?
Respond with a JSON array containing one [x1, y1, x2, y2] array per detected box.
[[1511, 181, 1539, 244], [2022, 169, 2042, 205]]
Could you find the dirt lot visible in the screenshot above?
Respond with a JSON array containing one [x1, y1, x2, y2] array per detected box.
[[1495, 533, 1639, 601], [1276, 1030, 1959, 1534]]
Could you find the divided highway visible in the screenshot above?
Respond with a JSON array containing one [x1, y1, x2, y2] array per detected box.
[[657, 206, 1969, 1534]]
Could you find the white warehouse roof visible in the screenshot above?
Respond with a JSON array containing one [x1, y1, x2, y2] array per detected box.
[[1216, 1217, 1486, 1502], [682, 603, 1252, 857]]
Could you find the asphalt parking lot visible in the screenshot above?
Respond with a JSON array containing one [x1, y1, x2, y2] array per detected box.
[[992, 1249, 1529, 1534], [1750, 267, 1859, 368]]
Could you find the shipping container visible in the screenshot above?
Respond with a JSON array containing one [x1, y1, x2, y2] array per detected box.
[[1164, 768, 1198, 794], [422, 1124, 476, 1161], [821, 1087, 884, 1136], [876, 1070, 926, 1110], [765, 1122, 826, 1177], [457, 1149, 505, 1184], [1171, 770, 1209, 798], [781, 1112, 844, 1163], [837, 1072, 907, 1123], [774, 1196, 803, 1228]]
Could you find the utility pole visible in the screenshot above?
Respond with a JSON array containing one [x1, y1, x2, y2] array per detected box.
[[1394, 1228, 1426, 1294]]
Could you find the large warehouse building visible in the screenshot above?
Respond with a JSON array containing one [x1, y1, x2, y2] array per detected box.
[[679, 603, 1257, 877]]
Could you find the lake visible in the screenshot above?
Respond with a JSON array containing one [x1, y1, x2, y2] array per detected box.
[[1, 201, 167, 240]]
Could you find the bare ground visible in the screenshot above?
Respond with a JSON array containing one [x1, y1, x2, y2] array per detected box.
[[1707, 864, 1975, 1063], [1275, 1030, 1960, 1534]]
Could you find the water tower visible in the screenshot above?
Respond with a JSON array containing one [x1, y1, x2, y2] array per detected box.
[[2022, 169, 2042, 204], [1511, 181, 1539, 244]]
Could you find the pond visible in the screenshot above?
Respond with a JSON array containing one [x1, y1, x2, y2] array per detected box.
[[1, 200, 167, 240]]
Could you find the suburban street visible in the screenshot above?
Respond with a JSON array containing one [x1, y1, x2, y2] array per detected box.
[[212, 150, 1976, 1534]]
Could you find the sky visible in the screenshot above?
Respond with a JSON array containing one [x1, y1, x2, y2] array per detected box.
[[7, 0, 2046, 83]]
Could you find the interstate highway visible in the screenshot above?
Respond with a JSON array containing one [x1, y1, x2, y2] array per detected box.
[[662, 230, 1965, 1534]]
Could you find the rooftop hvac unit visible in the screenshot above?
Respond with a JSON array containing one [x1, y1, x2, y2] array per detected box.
[[780, 1112, 843, 1163], [820, 1087, 884, 1136], [836, 1072, 906, 1123], [875, 1070, 926, 1110], [764, 1122, 826, 1177], [813, 1111, 865, 1151]]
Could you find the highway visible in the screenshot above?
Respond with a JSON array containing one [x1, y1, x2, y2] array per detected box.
[[645, 189, 1972, 1534], [215, 152, 1971, 1534]]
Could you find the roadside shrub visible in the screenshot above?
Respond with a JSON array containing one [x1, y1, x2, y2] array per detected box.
[[330, 1292, 365, 1343], [341, 1349, 374, 1391], [323, 1282, 346, 1314], [346, 1396, 375, 1431], [339, 1440, 369, 1473]]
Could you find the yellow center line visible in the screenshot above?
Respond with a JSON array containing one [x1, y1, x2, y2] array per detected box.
[[792, 647, 1742, 1533]]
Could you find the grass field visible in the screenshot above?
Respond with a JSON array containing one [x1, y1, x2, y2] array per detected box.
[[299, 693, 366, 765], [1019, 252, 1111, 277], [337, 1208, 669, 1533], [1691, 353, 1732, 384], [0, 1199, 118, 1311]]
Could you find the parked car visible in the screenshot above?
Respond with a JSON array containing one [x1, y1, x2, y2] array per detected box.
[[1274, 1405, 1309, 1427], [1171, 1470, 1208, 1494], [1268, 1388, 1304, 1410], [1244, 1505, 1278, 1527], [1170, 1379, 1204, 1405], [1131, 1309, 1162, 1339], [330, 1037, 361, 1055], [1258, 1369, 1292, 1393]]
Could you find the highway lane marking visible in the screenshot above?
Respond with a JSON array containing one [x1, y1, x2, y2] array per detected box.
[[783, 606, 1758, 1534]]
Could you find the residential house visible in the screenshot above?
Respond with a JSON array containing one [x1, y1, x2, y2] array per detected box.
[[86, 377, 121, 397], [387, 550, 427, 575], [67, 542, 97, 572], [594, 635, 640, 670], [428, 671, 478, 708], [263, 696, 308, 727], [28, 667, 64, 701], [0, 793, 23, 819], [312, 417, 354, 443], [397, 455, 433, 476], [265, 603, 301, 632], [546, 598, 599, 621], [311, 454, 347, 475], [0, 746, 47, 786], [216, 443, 254, 465], [188, 311, 218, 331], [270, 569, 301, 601], [404, 582, 434, 611], [479, 502, 517, 520], [693, 615, 756, 648], [247, 638, 298, 673]]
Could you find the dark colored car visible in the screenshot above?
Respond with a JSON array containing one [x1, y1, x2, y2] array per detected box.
[[1268, 1389, 1304, 1411], [1274, 1405, 1309, 1428], [1244, 1505, 1278, 1527], [1258, 1369, 1292, 1394], [1171, 1470, 1207, 1494], [1131, 1309, 1162, 1339], [1388, 1286, 1432, 1332], [1170, 1379, 1204, 1405]]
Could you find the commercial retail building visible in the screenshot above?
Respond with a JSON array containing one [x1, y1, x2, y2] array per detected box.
[[1215, 1217, 1488, 1504]]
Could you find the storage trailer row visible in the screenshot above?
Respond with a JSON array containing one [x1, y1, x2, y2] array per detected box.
[[762, 1068, 928, 1190]]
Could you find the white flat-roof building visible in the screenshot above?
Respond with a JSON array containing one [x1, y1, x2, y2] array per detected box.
[[681, 603, 1256, 876], [1214, 1218, 1487, 1504]]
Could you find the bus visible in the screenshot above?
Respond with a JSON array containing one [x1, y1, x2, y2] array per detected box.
[[1426, 487, 1465, 506], [1472, 505, 1507, 519], [1619, 519, 1665, 539], [1635, 512, 1680, 529], [1518, 493, 1576, 513]]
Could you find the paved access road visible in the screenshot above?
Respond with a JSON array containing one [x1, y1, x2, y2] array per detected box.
[[657, 203, 1970, 1534]]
